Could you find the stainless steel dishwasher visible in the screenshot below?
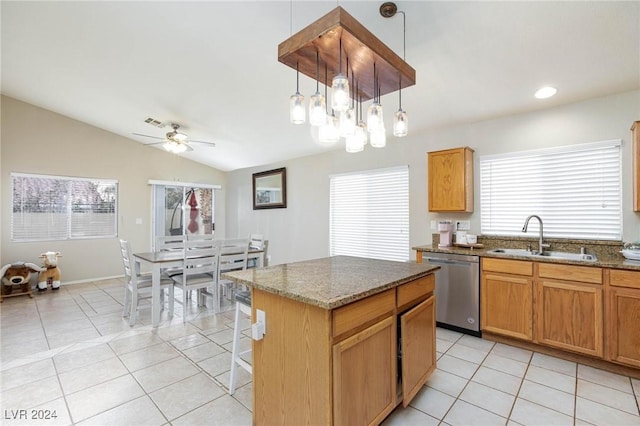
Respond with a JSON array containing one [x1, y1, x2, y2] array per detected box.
[[423, 252, 480, 337]]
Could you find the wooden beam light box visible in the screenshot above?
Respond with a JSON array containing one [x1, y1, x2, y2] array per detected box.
[[278, 6, 416, 102]]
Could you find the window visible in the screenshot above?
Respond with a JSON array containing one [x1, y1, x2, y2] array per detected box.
[[330, 166, 410, 262], [11, 173, 118, 242], [480, 140, 622, 240]]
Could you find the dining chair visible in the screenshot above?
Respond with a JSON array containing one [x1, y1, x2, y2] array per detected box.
[[119, 239, 175, 326], [248, 234, 265, 268], [156, 235, 187, 277], [229, 289, 252, 395], [217, 239, 249, 312], [170, 239, 220, 322]]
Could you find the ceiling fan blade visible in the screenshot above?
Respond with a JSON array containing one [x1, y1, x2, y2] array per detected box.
[[189, 140, 216, 147], [184, 144, 194, 152], [132, 132, 164, 140], [141, 141, 165, 147]]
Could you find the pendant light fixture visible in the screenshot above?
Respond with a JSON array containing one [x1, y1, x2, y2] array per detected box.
[[393, 78, 408, 137], [381, 2, 409, 138], [339, 62, 356, 137], [309, 51, 326, 126], [279, 4, 415, 150], [367, 64, 384, 134], [319, 64, 340, 145], [289, 62, 306, 124], [331, 38, 350, 113]]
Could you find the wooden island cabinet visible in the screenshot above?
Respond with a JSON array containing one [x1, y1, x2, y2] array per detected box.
[[224, 256, 438, 426]]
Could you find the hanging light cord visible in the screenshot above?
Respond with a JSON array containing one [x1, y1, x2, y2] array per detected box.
[[296, 61, 300, 93], [315, 50, 320, 92]]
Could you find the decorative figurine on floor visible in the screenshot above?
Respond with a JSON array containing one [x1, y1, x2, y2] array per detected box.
[[1, 262, 44, 302], [38, 251, 62, 291]]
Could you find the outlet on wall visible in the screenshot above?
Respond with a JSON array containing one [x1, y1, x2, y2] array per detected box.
[[430, 220, 437, 230], [455, 220, 471, 231]]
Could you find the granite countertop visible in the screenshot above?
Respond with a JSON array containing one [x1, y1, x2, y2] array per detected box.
[[412, 244, 640, 272], [221, 255, 439, 310]]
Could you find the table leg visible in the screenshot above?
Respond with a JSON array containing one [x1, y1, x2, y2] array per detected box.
[[152, 264, 161, 327]]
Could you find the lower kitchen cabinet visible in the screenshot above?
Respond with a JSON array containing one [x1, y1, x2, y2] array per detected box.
[[333, 316, 396, 426], [536, 264, 603, 357], [607, 269, 640, 368], [399, 296, 436, 406], [481, 258, 533, 341]]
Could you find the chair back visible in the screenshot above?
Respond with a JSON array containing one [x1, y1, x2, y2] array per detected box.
[[187, 234, 216, 241], [156, 235, 186, 252], [119, 239, 139, 286], [219, 239, 249, 274], [249, 234, 264, 250], [182, 239, 220, 280]]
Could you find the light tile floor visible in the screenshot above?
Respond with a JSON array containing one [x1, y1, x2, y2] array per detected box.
[[1, 279, 639, 425]]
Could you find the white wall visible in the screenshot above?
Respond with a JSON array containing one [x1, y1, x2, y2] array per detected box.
[[226, 90, 640, 266], [1, 96, 227, 283]]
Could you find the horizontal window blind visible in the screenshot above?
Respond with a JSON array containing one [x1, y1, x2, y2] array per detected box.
[[480, 140, 622, 240], [330, 166, 409, 262], [12, 173, 118, 242]]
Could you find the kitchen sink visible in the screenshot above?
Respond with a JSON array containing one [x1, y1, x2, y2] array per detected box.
[[487, 248, 597, 262]]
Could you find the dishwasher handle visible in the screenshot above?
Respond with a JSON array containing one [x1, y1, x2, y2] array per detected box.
[[425, 258, 475, 267]]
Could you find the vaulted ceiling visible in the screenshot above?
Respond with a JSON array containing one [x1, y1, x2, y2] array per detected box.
[[2, 1, 638, 171]]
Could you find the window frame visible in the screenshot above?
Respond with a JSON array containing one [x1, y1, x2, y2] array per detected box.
[[11, 172, 118, 242]]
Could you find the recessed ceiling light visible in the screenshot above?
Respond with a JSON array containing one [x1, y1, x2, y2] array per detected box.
[[534, 86, 557, 99]]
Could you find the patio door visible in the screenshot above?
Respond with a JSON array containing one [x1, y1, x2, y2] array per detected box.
[[150, 181, 220, 249]]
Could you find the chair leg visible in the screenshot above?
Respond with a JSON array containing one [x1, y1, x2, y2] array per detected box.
[[181, 285, 188, 323], [122, 287, 131, 318], [229, 301, 242, 395], [129, 289, 138, 326], [168, 286, 175, 318]]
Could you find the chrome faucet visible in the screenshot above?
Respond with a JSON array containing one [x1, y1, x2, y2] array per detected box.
[[522, 215, 550, 255]]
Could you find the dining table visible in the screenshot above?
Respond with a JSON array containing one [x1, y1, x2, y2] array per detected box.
[[133, 248, 265, 327]]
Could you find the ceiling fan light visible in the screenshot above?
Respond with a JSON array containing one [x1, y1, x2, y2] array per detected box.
[[290, 92, 306, 124], [309, 92, 326, 126], [174, 132, 188, 141], [331, 73, 350, 112], [393, 109, 408, 137]]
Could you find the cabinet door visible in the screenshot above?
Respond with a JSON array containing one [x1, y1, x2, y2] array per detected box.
[[536, 279, 603, 357], [401, 295, 436, 407], [608, 286, 640, 367], [481, 273, 533, 340], [333, 316, 396, 426], [428, 147, 473, 212]]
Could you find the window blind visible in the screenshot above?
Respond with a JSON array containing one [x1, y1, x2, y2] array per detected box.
[[330, 166, 409, 262], [12, 173, 118, 242], [480, 140, 622, 240]]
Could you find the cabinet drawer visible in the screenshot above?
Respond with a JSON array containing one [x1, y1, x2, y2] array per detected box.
[[397, 274, 435, 308], [538, 263, 602, 284], [333, 289, 395, 338], [482, 258, 533, 276], [609, 269, 640, 289]]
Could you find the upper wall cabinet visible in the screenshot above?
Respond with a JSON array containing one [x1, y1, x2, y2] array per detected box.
[[632, 121, 640, 212], [428, 147, 474, 212]]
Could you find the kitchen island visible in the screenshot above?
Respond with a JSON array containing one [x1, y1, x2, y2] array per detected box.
[[223, 255, 439, 426]]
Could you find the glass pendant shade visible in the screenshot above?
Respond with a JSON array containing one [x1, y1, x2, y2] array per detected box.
[[309, 92, 326, 126], [356, 121, 368, 145], [289, 92, 306, 124], [370, 127, 387, 148], [331, 74, 350, 112], [318, 114, 340, 145], [367, 102, 384, 133], [393, 109, 408, 137], [339, 108, 356, 137]]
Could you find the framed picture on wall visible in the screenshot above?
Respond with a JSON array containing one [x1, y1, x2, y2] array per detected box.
[[253, 167, 287, 210]]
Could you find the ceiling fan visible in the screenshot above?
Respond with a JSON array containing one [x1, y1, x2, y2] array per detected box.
[[133, 123, 216, 153]]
